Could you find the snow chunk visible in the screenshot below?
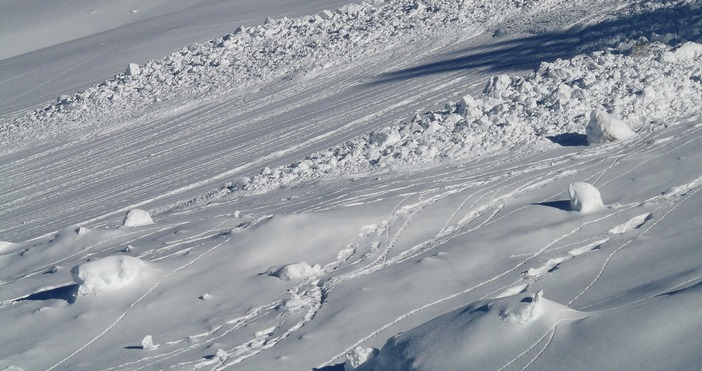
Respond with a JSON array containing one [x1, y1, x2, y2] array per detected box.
[[586, 110, 635, 144], [122, 208, 154, 227], [661, 42, 702, 63], [141, 335, 158, 351], [344, 346, 379, 371], [126, 63, 141, 76], [569, 182, 604, 213], [266, 262, 321, 281], [71, 255, 152, 297]]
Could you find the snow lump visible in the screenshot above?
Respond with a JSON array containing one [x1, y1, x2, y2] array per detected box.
[[586, 110, 636, 144], [266, 262, 321, 281], [569, 182, 604, 213], [122, 208, 154, 227], [71, 255, 153, 297]]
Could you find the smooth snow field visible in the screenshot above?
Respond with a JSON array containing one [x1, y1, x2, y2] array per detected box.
[[1, 0, 702, 370]]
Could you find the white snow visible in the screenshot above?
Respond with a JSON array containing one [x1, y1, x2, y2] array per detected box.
[[586, 110, 636, 144], [70, 255, 153, 297], [2, 0, 702, 370], [266, 262, 322, 281], [368, 292, 583, 370], [140, 335, 158, 351], [568, 182, 604, 213], [121, 209, 154, 227]]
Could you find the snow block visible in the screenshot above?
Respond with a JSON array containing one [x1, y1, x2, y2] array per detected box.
[[586, 110, 635, 144], [122, 208, 154, 227], [126, 63, 141, 76], [318, 9, 335, 20], [266, 262, 321, 281], [568, 182, 604, 213], [345, 346, 379, 371], [71, 255, 151, 297]]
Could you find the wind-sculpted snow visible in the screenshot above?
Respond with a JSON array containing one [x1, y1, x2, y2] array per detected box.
[[182, 41, 702, 204]]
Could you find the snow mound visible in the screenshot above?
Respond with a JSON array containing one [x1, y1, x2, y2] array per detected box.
[[586, 110, 636, 144], [70, 255, 153, 297], [369, 292, 583, 371], [122, 209, 154, 227], [569, 182, 604, 213], [266, 262, 321, 281]]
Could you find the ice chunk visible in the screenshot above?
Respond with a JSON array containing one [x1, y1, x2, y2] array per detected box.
[[569, 182, 604, 213], [586, 110, 635, 144], [122, 208, 154, 227]]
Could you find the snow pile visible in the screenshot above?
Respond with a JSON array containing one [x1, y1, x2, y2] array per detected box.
[[70, 255, 153, 297], [365, 292, 583, 370], [568, 182, 604, 213], [2, 0, 550, 153], [586, 109, 636, 144], [183, 40, 702, 202], [122, 209, 154, 227], [266, 262, 322, 281]]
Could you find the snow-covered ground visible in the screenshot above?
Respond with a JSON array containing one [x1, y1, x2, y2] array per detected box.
[[2, 0, 702, 370]]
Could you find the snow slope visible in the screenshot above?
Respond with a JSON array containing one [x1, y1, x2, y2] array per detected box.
[[2, 0, 702, 370]]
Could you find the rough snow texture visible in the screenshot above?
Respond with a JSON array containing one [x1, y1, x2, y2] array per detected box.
[[266, 262, 322, 281], [7, 0, 702, 156], [174, 40, 702, 206], [122, 209, 154, 227], [70, 255, 152, 297], [345, 346, 379, 371], [568, 182, 604, 213], [586, 109, 636, 144]]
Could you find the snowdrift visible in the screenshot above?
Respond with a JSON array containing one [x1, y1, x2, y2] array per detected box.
[[363, 292, 584, 370]]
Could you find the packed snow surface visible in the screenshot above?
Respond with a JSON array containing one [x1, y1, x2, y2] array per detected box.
[[2, 0, 702, 370]]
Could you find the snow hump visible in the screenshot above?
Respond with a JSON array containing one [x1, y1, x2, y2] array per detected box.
[[122, 208, 154, 227], [586, 110, 636, 144], [368, 292, 582, 371], [569, 182, 604, 213], [71, 255, 152, 297]]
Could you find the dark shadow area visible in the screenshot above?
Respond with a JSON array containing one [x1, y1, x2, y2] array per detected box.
[[370, 3, 702, 84], [313, 362, 346, 371], [15, 284, 77, 304], [533, 200, 571, 211], [124, 345, 144, 350], [547, 133, 588, 147], [658, 280, 702, 297]]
